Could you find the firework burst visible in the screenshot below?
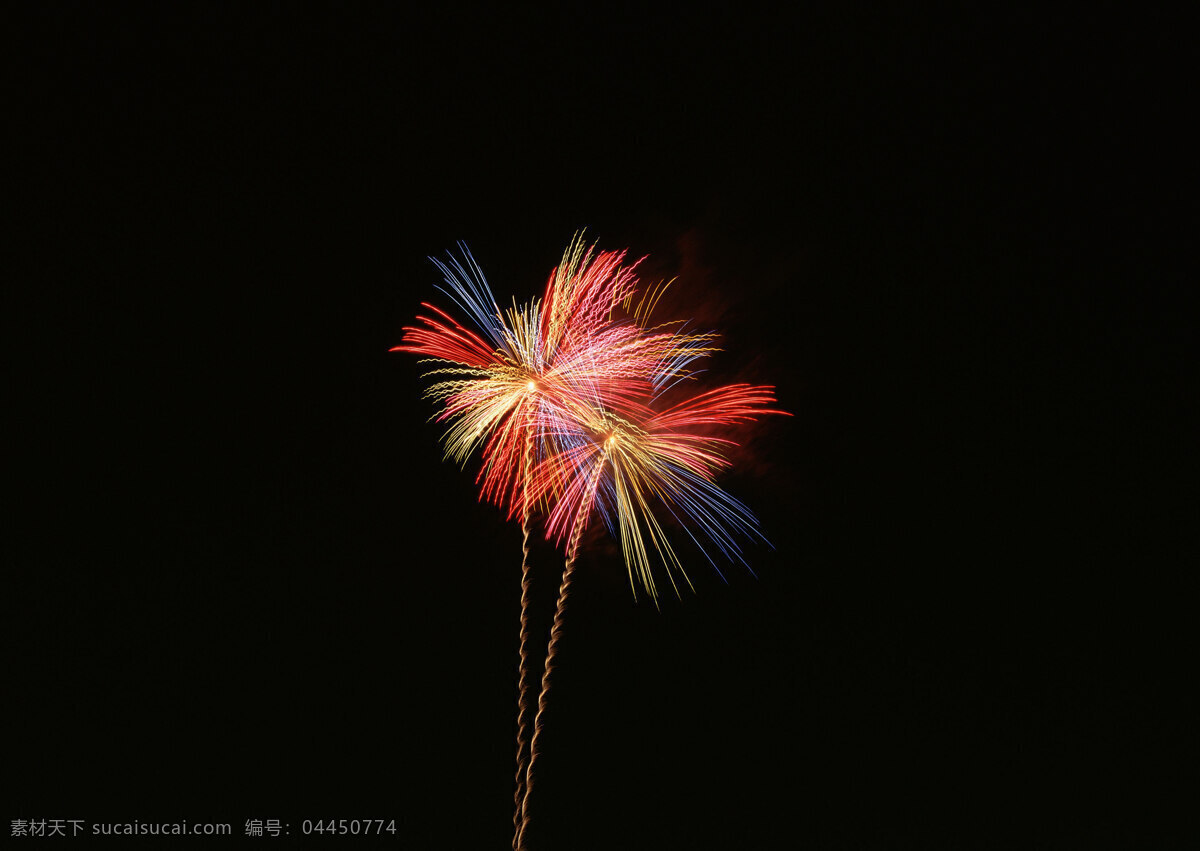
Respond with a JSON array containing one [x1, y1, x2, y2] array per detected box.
[[392, 234, 715, 520], [530, 383, 787, 602]]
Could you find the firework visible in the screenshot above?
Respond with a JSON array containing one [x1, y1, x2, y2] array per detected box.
[[394, 235, 786, 850]]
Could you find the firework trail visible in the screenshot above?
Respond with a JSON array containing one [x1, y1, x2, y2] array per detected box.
[[515, 384, 786, 849]]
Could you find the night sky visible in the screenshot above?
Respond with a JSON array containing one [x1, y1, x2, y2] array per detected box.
[[11, 7, 1191, 849]]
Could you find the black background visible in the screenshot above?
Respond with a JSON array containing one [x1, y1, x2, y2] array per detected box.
[[10, 6, 1192, 849]]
